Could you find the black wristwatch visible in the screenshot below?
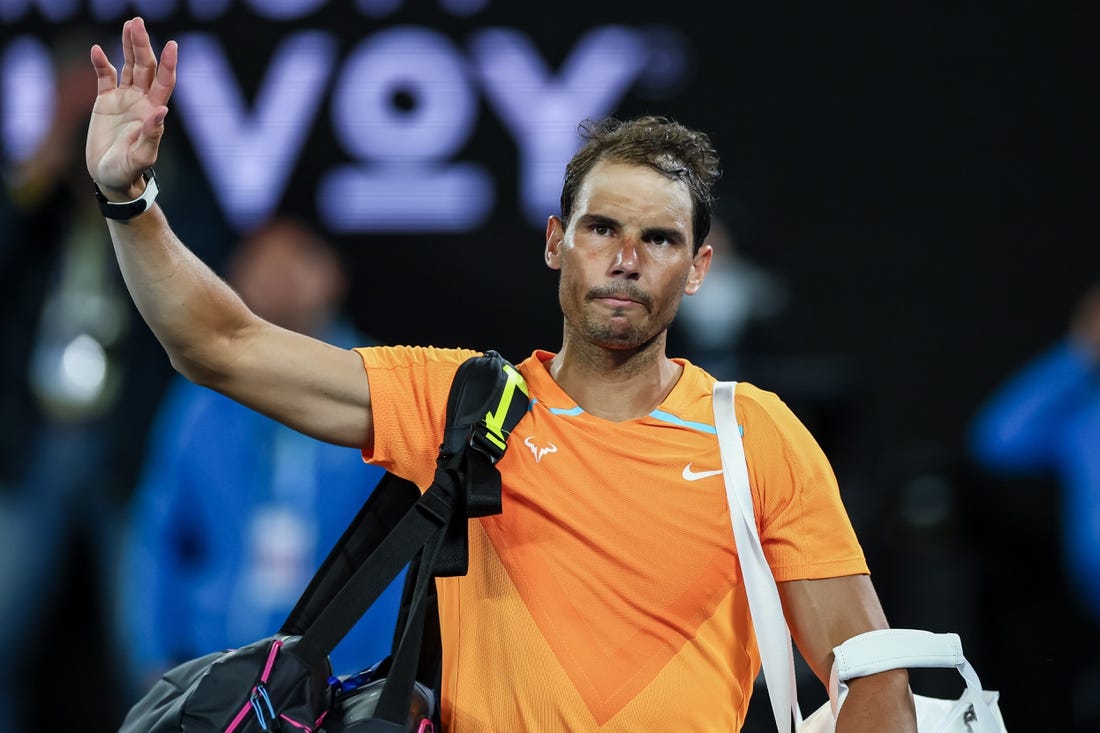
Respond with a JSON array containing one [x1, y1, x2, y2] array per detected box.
[[94, 169, 160, 220]]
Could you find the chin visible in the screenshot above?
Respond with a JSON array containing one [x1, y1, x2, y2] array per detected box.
[[569, 310, 661, 351], [591, 326, 658, 351]]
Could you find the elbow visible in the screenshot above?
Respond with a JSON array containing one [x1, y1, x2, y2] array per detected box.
[[162, 305, 264, 389], [168, 351, 216, 388], [166, 333, 240, 390]]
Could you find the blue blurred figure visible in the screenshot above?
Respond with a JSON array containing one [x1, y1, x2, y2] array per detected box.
[[969, 281, 1100, 727], [969, 282, 1100, 621], [116, 216, 404, 697]]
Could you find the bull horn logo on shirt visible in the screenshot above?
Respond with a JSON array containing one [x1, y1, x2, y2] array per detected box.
[[524, 436, 558, 463]]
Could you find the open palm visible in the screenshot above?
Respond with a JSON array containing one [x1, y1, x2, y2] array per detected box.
[[86, 17, 177, 198]]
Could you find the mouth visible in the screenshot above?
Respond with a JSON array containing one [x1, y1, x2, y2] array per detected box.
[[595, 296, 641, 309], [588, 285, 650, 311]]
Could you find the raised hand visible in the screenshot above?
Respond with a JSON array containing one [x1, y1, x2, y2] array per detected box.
[[86, 17, 177, 200]]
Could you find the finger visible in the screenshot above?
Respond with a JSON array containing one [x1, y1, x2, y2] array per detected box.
[[90, 44, 118, 95], [148, 39, 177, 107], [130, 16, 158, 91], [120, 18, 135, 87]]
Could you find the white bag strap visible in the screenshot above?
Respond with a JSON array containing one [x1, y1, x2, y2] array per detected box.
[[830, 629, 1000, 733], [714, 381, 1002, 733], [713, 381, 802, 732]]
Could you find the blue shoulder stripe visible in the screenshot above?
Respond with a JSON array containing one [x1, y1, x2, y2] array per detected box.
[[648, 409, 717, 434]]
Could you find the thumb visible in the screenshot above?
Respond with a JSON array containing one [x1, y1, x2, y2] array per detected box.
[[135, 106, 168, 162], [144, 106, 168, 136]]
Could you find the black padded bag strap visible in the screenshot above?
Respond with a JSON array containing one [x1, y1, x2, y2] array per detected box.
[[432, 350, 529, 577], [282, 351, 527, 648], [279, 350, 529, 726], [281, 472, 420, 637], [299, 482, 453, 657], [370, 351, 530, 727], [373, 521, 445, 723]]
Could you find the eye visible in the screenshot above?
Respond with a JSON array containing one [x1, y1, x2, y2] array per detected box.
[[593, 223, 613, 237], [647, 233, 673, 247]]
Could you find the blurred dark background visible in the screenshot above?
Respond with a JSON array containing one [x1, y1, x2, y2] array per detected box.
[[1, 1, 1096, 730]]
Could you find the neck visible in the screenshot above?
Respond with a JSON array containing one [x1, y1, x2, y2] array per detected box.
[[548, 330, 682, 421]]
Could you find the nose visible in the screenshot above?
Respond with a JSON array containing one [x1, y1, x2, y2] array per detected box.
[[611, 237, 641, 279]]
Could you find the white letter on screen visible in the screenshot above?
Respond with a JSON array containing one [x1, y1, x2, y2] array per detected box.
[[319, 26, 492, 233], [1, 36, 53, 163], [173, 31, 337, 231], [471, 26, 648, 227]]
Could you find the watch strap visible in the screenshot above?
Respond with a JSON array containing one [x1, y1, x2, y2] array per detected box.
[[94, 169, 159, 220]]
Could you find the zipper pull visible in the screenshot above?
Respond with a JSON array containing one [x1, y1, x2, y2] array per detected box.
[[250, 684, 281, 731]]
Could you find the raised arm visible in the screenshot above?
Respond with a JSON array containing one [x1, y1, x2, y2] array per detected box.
[[779, 575, 916, 732], [85, 17, 373, 449]]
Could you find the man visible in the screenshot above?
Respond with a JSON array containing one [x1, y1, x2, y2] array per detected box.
[[86, 17, 916, 731], [969, 282, 1100, 728], [969, 281, 1100, 622]]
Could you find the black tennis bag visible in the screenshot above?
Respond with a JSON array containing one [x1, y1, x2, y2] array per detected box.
[[117, 351, 529, 733], [119, 635, 333, 732]]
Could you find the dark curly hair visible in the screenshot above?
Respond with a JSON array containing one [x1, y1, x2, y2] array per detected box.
[[559, 115, 723, 253]]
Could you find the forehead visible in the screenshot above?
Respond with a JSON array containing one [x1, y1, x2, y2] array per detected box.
[[573, 160, 694, 230]]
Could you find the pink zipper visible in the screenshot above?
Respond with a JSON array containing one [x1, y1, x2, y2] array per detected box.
[[279, 713, 313, 732], [224, 639, 283, 732], [260, 639, 282, 682], [224, 699, 252, 733]]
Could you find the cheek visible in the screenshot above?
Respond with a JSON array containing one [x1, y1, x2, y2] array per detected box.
[[557, 263, 580, 304], [655, 271, 692, 311], [655, 267, 690, 294], [556, 260, 595, 317], [557, 251, 588, 288]]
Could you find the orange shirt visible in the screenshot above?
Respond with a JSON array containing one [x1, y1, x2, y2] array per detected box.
[[357, 346, 868, 732]]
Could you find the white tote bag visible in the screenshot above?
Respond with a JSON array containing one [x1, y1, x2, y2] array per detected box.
[[712, 382, 1008, 732]]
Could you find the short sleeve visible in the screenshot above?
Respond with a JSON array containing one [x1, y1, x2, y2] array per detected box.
[[737, 385, 869, 581], [355, 345, 479, 489]]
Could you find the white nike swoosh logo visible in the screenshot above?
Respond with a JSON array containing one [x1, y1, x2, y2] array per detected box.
[[682, 464, 724, 481]]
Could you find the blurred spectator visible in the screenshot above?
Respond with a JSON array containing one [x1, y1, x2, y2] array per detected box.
[[670, 203, 854, 440], [670, 202, 859, 500], [115, 217, 405, 700], [0, 30, 233, 733], [0, 31, 154, 733], [0, 33, 107, 485], [969, 283, 1100, 620], [968, 281, 1100, 726], [674, 211, 789, 379]]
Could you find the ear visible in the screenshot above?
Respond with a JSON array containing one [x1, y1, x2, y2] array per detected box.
[[545, 215, 565, 270], [684, 243, 713, 295]]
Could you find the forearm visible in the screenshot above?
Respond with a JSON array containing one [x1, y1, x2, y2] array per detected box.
[[106, 203, 254, 383], [781, 577, 917, 730], [835, 669, 916, 733]]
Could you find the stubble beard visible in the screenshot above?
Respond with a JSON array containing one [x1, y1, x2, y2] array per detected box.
[[564, 300, 680, 360], [581, 308, 648, 349], [557, 273, 679, 357]]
